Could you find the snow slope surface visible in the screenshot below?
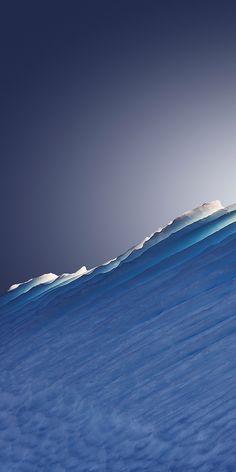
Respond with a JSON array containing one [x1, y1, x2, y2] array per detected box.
[[1, 201, 236, 471]]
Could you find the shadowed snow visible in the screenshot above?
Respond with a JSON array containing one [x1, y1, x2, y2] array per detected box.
[[2, 200, 236, 471]]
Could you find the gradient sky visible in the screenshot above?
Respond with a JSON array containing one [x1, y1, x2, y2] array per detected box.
[[1, 0, 236, 293]]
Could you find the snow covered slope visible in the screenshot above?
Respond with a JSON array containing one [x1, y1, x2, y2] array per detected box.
[[1, 201, 236, 471]]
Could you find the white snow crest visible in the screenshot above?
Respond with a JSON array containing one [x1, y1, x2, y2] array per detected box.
[[8, 273, 58, 292], [7, 201, 224, 294]]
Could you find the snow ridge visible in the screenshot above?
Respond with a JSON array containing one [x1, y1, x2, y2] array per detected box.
[[7, 200, 224, 295]]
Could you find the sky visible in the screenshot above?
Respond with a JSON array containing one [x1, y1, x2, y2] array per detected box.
[[1, 0, 236, 293]]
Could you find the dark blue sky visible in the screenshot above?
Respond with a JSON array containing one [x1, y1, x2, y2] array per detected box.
[[1, 1, 236, 293]]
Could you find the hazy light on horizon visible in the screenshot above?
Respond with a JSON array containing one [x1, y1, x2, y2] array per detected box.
[[1, 1, 236, 292]]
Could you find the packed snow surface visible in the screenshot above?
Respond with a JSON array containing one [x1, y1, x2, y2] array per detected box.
[[1, 200, 236, 471]]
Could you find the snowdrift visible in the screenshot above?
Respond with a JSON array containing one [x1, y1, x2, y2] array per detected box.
[[1, 201, 236, 471]]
